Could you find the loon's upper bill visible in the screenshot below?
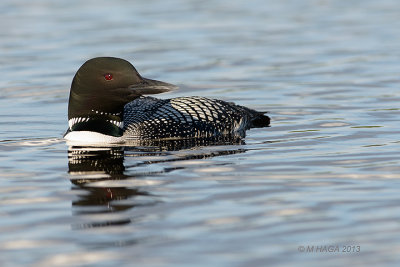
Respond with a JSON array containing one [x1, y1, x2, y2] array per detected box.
[[64, 57, 270, 144]]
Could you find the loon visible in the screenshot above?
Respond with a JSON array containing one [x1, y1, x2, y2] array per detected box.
[[64, 57, 270, 144]]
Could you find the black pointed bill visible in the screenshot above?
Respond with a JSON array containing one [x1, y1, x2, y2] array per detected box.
[[128, 78, 178, 95]]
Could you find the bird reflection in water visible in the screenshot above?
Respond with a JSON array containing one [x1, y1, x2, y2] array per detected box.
[[68, 136, 246, 230]]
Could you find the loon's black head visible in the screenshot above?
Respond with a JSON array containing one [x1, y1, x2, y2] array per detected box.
[[67, 57, 177, 135]]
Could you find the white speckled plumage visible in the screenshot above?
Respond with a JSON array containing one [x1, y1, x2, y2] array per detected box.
[[122, 96, 257, 140]]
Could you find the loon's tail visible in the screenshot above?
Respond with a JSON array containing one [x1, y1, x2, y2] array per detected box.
[[234, 104, 270, 128], [250, 112, 270, 128]]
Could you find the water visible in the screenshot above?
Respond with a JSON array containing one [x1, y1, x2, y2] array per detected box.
[[1, 0, 400, 266]]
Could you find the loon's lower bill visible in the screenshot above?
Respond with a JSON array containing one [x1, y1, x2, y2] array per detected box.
[[64, 57, 270, 144]]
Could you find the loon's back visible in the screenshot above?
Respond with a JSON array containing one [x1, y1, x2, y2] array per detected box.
[[123, 96, 270, 140]]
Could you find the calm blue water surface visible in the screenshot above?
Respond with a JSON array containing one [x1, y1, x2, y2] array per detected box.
[[1, 0, 400, 266]]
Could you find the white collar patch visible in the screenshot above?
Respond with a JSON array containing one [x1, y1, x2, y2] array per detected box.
[[68, 117, 124, 130]]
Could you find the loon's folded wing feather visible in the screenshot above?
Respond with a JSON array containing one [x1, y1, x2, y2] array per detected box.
[[122, 96, 269, 140]]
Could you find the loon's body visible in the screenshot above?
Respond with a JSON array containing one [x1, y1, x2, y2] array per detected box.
[[64, 57, 270, 144]]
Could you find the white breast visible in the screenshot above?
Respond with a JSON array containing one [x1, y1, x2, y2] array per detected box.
[[64, 131, 125, 144]]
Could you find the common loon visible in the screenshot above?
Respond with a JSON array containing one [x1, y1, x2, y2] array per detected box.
[[64, 57, 270, 144]]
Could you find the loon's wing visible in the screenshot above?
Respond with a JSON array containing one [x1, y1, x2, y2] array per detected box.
[[169, 96, 270, 129], [123, 96, 269, 140]]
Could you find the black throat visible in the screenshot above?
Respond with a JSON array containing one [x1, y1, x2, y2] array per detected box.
[[70, 118, 123, 137]]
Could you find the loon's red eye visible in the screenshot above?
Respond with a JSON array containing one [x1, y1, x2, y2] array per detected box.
[[104, 73, 113, 81]]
